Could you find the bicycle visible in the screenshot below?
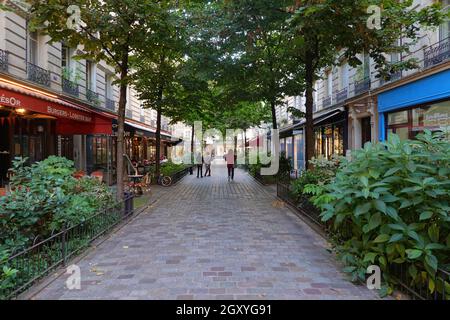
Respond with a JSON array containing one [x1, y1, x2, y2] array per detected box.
[[157, 174, 172, 187]]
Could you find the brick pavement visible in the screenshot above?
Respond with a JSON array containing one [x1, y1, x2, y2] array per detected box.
[[31, 160, 379, 300]]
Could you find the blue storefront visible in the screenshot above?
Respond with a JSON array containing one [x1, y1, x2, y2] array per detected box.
[[378, 69, 450, 141]]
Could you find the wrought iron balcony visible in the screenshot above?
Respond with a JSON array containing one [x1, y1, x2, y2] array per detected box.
[[354, 77, 371, 96], [380, 70, 402, 86], [0, 49, 8, 73], [27, 63, 51, 87], [106, 98, 116, 111], [336, 88, 348, 103], [322, 96, 332, 109], [424, 37, 450, 69], [62, 77, 79, 97], [86, 89, 100, 105]]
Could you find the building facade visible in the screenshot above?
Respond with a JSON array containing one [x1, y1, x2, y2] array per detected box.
[[0, 2, 185, 187], [277, 0, 449, 171]]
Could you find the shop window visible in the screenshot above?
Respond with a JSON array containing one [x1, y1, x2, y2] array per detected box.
[[388, 111, 408, 125], [387, 101, 450, 141]]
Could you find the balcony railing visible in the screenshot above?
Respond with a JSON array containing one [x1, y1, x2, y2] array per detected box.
[[336, 88, 348, 103], [0, 49, 8, 73], [354, 77, 371, 96], [27, 63, 51, 87], [62, 77, 79, 97], [424, 37, 450, 69], [86, 89, 100, 105], [106, 98, 116, 111], [322, 96, 332, 109]]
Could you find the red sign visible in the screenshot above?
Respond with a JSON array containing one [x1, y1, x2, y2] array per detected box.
[[0, 87, 92, 123]]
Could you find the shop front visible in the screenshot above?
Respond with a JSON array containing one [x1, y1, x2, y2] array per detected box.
[[0, 79, 112, 187], [313, 108, 348, 159], [378, 69, 450, 141]]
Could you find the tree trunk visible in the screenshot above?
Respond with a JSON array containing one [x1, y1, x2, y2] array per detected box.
[[270, 100, 278, 130], [304, 51, 315, 170], [116, 55, 129, 201], [155, 92, 163, 178], [190, 123, 194, 174]]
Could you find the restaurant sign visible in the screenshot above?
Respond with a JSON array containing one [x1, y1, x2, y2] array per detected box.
[[0, 88, 92, 123]]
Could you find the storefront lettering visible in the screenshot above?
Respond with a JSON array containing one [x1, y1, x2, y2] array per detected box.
[[0, 94, 22, 107], [47, 106, 92, 122]]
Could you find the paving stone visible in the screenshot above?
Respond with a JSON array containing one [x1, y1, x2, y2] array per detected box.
[[31, 162, 380, 300]]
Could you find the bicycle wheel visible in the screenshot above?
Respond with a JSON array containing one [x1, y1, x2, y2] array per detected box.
[[160, 176, 172, 187]]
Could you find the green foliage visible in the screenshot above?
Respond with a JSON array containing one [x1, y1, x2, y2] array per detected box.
[[160, 162, 188, 177], [0, 249, 17, 300], [311, 131, 450, 298], [292, 155, 341, 199], [0, 157, 115, 254]]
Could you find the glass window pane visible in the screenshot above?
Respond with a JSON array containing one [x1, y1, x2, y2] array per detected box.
[[388, 111, 408, 125]]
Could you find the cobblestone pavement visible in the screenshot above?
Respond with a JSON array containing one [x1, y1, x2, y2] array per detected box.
[[31, 160, 379, 300]]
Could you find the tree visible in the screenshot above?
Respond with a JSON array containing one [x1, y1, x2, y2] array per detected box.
[[286, 0, 445, 168], [132, 4, 186, 178], [29, 0, 171, 199], [212, 0, 303, 130]]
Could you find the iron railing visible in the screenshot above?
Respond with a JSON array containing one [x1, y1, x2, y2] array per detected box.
[[276, 181, 325, 228], [354, 77, 371, 95], [390, 263, 449, 300], [106, 98, 116, 111], [62, 77, 79, 97], [27, 63, 51, 87], [336, 88, 348, 103], [86, 89, 100, 105], [1, 195, 134, 300], [322, 96, 332, 109], [169, 166, 194, 185], [424, 36, 450, 69], [0, 49, 8, 73]]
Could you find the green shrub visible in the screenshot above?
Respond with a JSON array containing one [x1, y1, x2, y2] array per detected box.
[[0, 156, 115, 253], [309, 131, 450, 297], [0, 249, 17, 300], [291, 155, 341, 199]]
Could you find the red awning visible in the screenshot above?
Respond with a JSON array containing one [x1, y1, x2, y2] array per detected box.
[[0, 83, 112, 135]]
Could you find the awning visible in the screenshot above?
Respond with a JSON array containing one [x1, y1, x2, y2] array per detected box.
[[113, 119, 173, 141], [0, 81, 113, 135]]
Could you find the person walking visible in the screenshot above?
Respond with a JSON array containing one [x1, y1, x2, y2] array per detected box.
[[204, 152, 212, 177], [225, 149, 235, 182], [195, 152, 203, 178]]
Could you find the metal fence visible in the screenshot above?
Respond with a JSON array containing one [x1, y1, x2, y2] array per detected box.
[[2, 195, 134, 300], [276, 181, 325, 228], [170, 166, 194, 185], [390, 263, 449, 300]]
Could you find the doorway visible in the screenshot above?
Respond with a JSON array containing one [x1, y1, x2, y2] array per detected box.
[[0, 115, 11, 187], [361, 117, 372, 146]]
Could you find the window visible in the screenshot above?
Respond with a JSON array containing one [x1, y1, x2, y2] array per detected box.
[[363, 54, 370, 79], [61, 45, 69, 68], [386, 101, 450, 141], [326, 71, 333, 97], [85, 61, 95, 91], [339, 62, 349, 90], [105, 74, 113, 99], [28, 31, 39, 65], [440, 0, 450, 41]]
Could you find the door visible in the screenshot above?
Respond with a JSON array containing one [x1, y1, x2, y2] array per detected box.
[[361, 117, 372, 146]]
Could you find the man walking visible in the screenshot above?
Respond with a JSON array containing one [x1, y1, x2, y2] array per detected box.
[[196, 152, 203, 178], [204, 152, 212, 177], [225, 149, 235, 182]]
